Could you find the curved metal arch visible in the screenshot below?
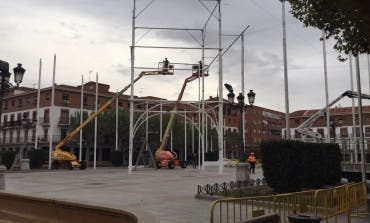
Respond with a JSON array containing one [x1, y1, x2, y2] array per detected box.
[[132, 112, 202, 141], [133, 102, 221, 137]]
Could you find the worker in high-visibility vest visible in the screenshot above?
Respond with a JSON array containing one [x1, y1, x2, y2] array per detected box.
[[247, 152, 256, 173]]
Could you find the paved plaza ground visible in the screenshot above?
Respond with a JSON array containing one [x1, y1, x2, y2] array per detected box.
[[3, 165, 370, 223]]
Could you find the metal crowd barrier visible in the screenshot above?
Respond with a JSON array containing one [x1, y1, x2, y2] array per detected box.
[[210, 182, 367, 223]]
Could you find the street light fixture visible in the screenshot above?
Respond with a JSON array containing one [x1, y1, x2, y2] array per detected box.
[[224, 83, 256, 162], [0, 60, 26, 126]]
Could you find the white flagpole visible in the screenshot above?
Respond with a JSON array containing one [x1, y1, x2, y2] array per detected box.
[[349, 54, 357, 163], [184, 109, 187, 161], [79, 75, 84, 161], [34, 59, 42, 150], [48, 54, 56, 169], [94, 73, 98, 169], [115, 89, 119, 151]]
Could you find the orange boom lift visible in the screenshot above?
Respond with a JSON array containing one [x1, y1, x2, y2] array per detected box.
[[155, 61, 208, 169], [52, 60, 174, 169]]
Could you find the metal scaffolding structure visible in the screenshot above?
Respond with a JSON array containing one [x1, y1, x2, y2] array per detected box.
[[128, 0, 249, 174]]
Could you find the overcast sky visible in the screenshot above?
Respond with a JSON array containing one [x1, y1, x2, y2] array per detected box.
[[1, 0, 369, 113]]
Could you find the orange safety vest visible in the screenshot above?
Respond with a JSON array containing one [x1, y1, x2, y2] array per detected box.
[[248, 155, 256, 163]]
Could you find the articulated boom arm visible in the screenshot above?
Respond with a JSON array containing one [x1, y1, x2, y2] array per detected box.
[[54, 71, 171, 152], [157, 74, 202, 152], [296, 90, 370, 140]]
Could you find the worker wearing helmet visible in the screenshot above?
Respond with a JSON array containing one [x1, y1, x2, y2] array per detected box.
[[247, 152, 256, 173]]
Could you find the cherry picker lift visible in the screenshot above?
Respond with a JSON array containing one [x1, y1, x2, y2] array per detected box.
[[51, 59, 174, 169], [155, 61, 208, 169]]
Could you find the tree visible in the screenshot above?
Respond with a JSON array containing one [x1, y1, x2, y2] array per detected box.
[[287, 0, 370, 58]]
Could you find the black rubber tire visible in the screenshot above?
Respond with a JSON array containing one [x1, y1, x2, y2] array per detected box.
[[64, 162, 73, 170], [156, 161, 162, 169], [79, 161, 87, 170], [51, 161, 59, 169], [180, 161, 187, 168], [168, 161, 175, 169]]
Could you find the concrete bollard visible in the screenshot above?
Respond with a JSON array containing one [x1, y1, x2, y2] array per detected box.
[[0, 165, 6, 190], [236, 162, 250, 182], [20, 159, 30, 171]]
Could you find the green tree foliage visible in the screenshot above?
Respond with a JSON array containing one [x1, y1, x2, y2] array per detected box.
[[0, 151, 16, 170], [287, 0, 370, 58], [261, 140, 341, 193], [28, 149, 46, 169]]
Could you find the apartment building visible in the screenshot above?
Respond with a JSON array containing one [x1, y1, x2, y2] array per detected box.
[[0, 82, 284, 164], [282, 106, 370, 161], [0, 82, 131, 159]]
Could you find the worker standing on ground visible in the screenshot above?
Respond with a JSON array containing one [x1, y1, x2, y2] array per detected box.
[[247, 152, 256, 173]]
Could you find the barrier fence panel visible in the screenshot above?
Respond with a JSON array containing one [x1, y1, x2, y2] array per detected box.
[[210, 182, 367, 223]]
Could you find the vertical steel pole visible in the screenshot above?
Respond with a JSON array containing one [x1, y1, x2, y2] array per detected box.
[[160, 100, 163, 142], [217, 0, 224, 174], [48, 54, 56, 170], [198, 68, 201, 170], [115, 89, 119, 151], [281, 0, 290, 139], [94, 73, 98, 169], [184, 109, 187, 161], [349, 54, 358, 163], [206, 114, 208, 152], [201, 29, 205, 170], [146, 100, 148, 150], [171, 129, 173, 152], [35, 59, 42, 150], [368, 55, 370, 94], [241, 32, 246, 153], [192, 115, 194, 153], [322, 31, 331, 142], [129, 0, 136, 174], [79, 75, 84, 161], [355, 56, 366, 182]]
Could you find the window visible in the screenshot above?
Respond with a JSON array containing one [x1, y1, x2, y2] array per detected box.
[[4, 101, 8, 110], [365, 127, 370, 137], [340, 128, 349, 137], [11, 100, 15, 107], [60, 109, 69, 124], [83, 96, 88, 106], [10, 114, 15, 127], [17, 113, 22, 126], [61, 129, 67, 140], [43, 128, 48, 141], [9, 130, 13, 143], [45, 93, 50, 101], [2, 130, 5, 143], [62, 94, 70, 105], [26, 97, 30, 105], [295, 119, 300, 126], [32, 129, 36, 141], [18, 99, 22, 107], [3, 115, 7, 127], [33, 94, 37, 105], [32, 111, 37, 122], [44, 109, 50, 123], [16, 129, 20, 142]]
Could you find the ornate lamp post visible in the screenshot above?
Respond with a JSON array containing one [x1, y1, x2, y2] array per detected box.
[[224, 83, 255, 161], [0, 61, 26, 126]]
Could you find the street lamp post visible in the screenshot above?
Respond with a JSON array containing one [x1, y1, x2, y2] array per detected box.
[[0, 60, 26, 126], [330, 119, 336, 142], [224, 83, 255, 162]]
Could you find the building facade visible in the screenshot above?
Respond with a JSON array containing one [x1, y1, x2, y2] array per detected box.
[[282, 106, 370, 162], [0, 82, 284, 164]]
